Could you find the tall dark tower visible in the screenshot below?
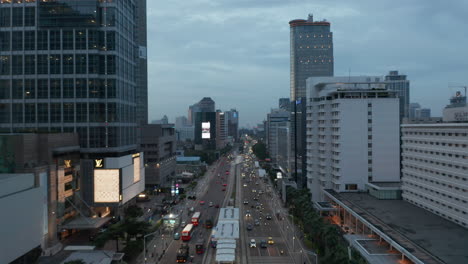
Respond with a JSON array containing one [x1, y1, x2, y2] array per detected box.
[[289, 14, 334, 188]]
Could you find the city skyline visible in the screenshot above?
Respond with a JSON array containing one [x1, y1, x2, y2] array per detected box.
[[147, 0, 468, 126]]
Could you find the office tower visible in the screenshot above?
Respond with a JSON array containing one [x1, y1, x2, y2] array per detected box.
[[0, 0, 146, 156], [290, 14, 334, 188], [409, 103, 421, 118], [279, 98, 291, 111], [306, 76, 400, 202], [175, 116, 188, 129], [197, 97, 216, 112], [216, 110, 228, 149], [140, 124, 176, 188], [188, 104, 200, 125], [225, 109, 239, 141], [385, 70, 410, 119], [266, 108, 290, 165], [135, 0, 148, 125]]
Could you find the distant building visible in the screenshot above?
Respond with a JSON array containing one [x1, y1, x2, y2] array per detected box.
[[409, 103, 431, 119], [216, 111, 228, 149], [266, 109, 290, 165], [443, 90, 468, 122], [176, 156, 204, 176], [152, 115, 169, 124], [197, 97, 216, 112], [194, 111, 217, 150], [290, 14, 334, 190], [176, 126, 195, 142], [401, 123, 468, 227], [225, 109, 239, 141], [279, 98, 291, 111], [139, 124, 176, 188], [385, 71, 410, 119], [175, 116, 188, 129], [306, 76, 400, 202]]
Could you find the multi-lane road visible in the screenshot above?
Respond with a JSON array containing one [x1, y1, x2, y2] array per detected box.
[[147, 141, 313, 264]]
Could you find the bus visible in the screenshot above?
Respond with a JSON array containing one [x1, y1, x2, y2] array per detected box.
[[195, 239, 205, 254], [181, 224, 194, 241], [210, 229, 218, 248], [191, 212, 201, 226]]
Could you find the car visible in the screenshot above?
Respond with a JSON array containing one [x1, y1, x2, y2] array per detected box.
[[260, 240, 267, 248], [222, 183, 227, 186], [209, 202, 213, 207], [250, 239, 256, 248], [254, 220, 260, 226], [252, 189, 256, 193], [243, 183, 248, 187], [215, 204, 220, 208], [266, 215, 272, 220], [245, 210, 251, 217], [189, 207, 195, 212], [200, 201, 205, 205], [243, 200, 249, 205], [173, 232, 180, 240], [247, 224, 253, 231], [222, 188, 226, 191], [267, 237, 274, 245], [253, 197, 258, 201], [181, 221, 186, 226]]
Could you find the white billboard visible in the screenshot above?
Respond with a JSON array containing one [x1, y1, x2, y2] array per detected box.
[[94, 169, 120, 203], [202, 122, 211, 139]]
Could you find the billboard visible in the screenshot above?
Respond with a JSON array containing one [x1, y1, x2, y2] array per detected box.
[[202, 122, 211, 139], [94, 169, 120, 203]]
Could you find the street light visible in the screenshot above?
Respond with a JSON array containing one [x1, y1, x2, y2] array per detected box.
[[143, 231, 159, 264]]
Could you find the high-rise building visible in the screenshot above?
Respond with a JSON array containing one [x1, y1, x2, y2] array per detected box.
[[290, 14, 334, 100], [175, 116, 188, 129], [194, 111, 216, 150], [197, 97, 215, 112], [401, 123, 468, 227], [409, 103, 421, 119], [385, 70, 410, 119], [225, 109, 239, 141], [266, 108, 289, 166], [306, 76, 400, 202], [216, 110, 228, 149], [279, 98, 291, 111], [0, 0, 146, 156], [290, 14, 334, 189]]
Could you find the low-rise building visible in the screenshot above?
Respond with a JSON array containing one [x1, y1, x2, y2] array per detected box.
[[176, 156, 205, 176]]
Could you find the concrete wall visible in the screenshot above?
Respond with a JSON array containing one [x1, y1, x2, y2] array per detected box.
[[0, 174, 45, 263]]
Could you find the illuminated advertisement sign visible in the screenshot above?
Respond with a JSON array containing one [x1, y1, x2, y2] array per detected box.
[[94, 169, 120, 203], [133, 156, 141, 183], [202, 122, 211, 139]]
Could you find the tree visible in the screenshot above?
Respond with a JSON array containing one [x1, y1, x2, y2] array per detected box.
[[252, 142, 267, 160], [125, 205, 144, 219]]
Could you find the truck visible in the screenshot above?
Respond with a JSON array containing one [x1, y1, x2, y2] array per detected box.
[[176, 243, 189, 263]]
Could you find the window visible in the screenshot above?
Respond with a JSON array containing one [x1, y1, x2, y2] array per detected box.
[[106, 31, 115, 50], [89, 127, 106, 148], [0, 56, 9, 75], [345, 184, 358, 190], [37, 79, 48, 98], [63, 54, 74, 74], [0, 32, 10, 51], [50, 103, 61, 123], [75, 30, 86, 50], [76, 103, 87, 123], [108, 102, 116, 122], [89, 103, 105, 122], [37, 55, 48, 74], [107, 55, 115, 74], [24, 79, 35, 99], [50, 79, 61, 98], [63, 30, 73, 50], [12, 79, 23, 99], [12, 7, 23, 27], [24, 55, 35, 75], [12, 31, 22, 51], [37, 31, 48, 50], [76, 54, 87, 74], [24, 7, 35, 26], [63, 79, 74, 98], [12, 103, 23, 123], [12, 55, 23, 75], [0, 8, 11, 28], [49, 30, 61, 50], [77, 127, 88, 148], [0, 80, 10, 99], [0, 103, 10, 123], [88, 30, 98, 49], [63, 103, 74, 123], [49, 54, 61, 74], [89, 79, 104, 98], [76, 79, 87, 98], [25, 103, 35, 123], [107, 79, 116, 98], [106, 7, 116, 26], [37, 103, 48, 123], [88, 54, 99, 74]]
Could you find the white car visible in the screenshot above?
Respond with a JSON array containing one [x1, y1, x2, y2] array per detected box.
[[250, 239, 256, 248]]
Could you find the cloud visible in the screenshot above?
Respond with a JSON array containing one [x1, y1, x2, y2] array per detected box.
[[147, 0, 468, 125]]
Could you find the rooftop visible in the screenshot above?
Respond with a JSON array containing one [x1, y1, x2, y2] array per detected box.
[[327, 191, 468, 264]]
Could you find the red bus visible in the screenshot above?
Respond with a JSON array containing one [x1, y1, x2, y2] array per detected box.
[[191, 212, 201, 226], [181, 224, 194, 241]]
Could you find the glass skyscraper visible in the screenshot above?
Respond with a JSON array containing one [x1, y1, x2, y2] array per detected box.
[[0, 0, 147, 155]]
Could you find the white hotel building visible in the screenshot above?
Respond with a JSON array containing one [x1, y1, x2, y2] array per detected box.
[[306, 76, 401, 202]]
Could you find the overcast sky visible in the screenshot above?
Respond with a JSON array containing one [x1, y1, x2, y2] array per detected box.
[[147, 0, 468, 127]]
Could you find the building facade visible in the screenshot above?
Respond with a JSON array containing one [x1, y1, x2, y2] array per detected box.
[[401, 123, 468, 227], [194, 111, 216, 149], [290, 14, 334, 189], [0, 0, 145, 155], [216, 110, 228, 149], [306, 76, 400, 202], [266, 109, 289, 164], [385, 70, 410, 119], [140, 124, 176, 188], [225, 109, 239, 142]]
